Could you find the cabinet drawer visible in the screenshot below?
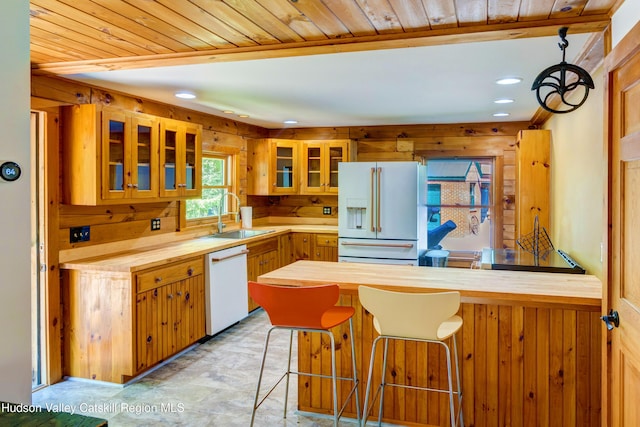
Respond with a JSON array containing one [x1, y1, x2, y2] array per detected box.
[[315, 234, 338, 247], [136, 258, 204, 293], [247, 238, 279, 256]]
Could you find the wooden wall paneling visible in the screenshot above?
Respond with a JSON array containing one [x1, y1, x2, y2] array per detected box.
[[268, 127, 351, 140], [474, 304, 488, 426], [511, 305, 525, 426], [497, 305, 512, 426], [349, 122, 532, 140]]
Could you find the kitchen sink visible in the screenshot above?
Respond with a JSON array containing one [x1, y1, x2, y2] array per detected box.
[[209, 229, 275, 239]]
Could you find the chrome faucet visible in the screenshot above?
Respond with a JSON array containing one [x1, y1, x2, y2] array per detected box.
[[217, 191, 241, 233]]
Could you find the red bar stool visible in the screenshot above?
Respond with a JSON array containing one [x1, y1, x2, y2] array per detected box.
[[248, 281, 361, 427], [358, 286, 464, 427]]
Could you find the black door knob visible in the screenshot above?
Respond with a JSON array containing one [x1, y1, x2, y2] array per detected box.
[[600, 309, 620, 331]]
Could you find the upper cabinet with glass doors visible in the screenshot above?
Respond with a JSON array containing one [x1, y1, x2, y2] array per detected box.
[[61, 104, 201, 205], [159, 118, 202, 198], [248, 138, 350, 196], [247, 139, 299, 195], [300, 140, 349, 194]]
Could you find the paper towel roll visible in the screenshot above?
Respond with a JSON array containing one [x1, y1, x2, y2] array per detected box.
[[240, 206, 252, 229]]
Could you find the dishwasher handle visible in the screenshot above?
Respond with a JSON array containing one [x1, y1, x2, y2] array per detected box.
[[209, 249, 250, 263]]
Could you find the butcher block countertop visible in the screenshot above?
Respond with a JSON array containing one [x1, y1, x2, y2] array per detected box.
[[258, 260, 602, 310], [59, 225, 337, 273]]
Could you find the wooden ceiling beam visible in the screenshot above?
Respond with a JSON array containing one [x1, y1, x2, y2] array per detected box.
[[32, 14, 610, 75]]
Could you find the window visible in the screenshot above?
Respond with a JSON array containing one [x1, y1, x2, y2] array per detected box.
[[186, 153, 235, 221], [425, 158, 493, 251]]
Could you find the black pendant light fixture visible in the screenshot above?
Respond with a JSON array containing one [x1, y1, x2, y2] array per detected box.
[[531, 27, 594, 114]]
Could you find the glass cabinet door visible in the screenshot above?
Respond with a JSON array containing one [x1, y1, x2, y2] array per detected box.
[[102, 111, 128, 200], [270, 140, 298, 194], [182, 126, 200, 196], [326, 143, 346, 192], [300, 140, 348, 194], [160, 121, 178, 197], [160, 120, 201, 198], [131, 116, 158, 199]]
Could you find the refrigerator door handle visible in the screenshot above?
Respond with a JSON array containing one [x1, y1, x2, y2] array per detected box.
[[341, 242, 415, 248], [370, 167, 376, 232], [377, 167, 382, 232]]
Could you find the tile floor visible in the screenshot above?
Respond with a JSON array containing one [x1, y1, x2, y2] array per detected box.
[[32, 309, 362, 427]]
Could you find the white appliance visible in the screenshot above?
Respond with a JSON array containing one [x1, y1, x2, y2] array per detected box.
[[205, 244, 248, 335], [338, 161, 427, 264]]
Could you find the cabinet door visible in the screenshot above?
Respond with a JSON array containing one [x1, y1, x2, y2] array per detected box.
[[160, 120, 180, 198], [136, 286, 163, 372], [101, 110, 129, 201], [160, 120, 202, 198], [312, 234, 338, 261], [130, 115, 158, 199], [301, 142, 324, 194], [324, 141, 349, 193], [293, 233, 311, 261], [269, 140, 299, 194], [181, 124, 201, 198], [301, 141, 349, 194]]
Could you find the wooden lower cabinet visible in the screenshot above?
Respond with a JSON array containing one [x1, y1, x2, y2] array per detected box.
[[293, 232, 338, 262], [63, 256, 205, 383], [247, 237, 280, 312]]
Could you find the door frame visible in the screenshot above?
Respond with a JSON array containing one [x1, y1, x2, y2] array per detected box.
[[603, 19, 640, 427], [31, 100, 63, 385]]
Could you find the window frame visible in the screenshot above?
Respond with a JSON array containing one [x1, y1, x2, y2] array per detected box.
[[182, 151, 238, 228], [422, 155, 501, 250]]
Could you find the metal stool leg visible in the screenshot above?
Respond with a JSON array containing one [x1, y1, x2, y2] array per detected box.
[[283, 329, 294, 419], [348, 318, 361, 425], [361, 336, 382, 426], [444, 342, 455, 427], [377, 337, 389, 426], [251, 327, 274, 427], [328, 331, 339, 427], [453, 333, 464, 427]]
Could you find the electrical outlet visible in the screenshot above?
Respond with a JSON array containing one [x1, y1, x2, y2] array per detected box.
[[151, 218, 161, 231], [323, 206, 332, 215], [70, 226, 90, 243]]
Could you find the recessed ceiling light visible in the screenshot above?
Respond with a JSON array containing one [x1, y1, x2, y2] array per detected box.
[[494, 98, 514, 104], [238, 114, 249, 118], [174, 91, 196, 99], [283, 120, 298, 124], [493, 112, 510, 117], [496, 77, 522, 85], [222, 110, 234, 114]]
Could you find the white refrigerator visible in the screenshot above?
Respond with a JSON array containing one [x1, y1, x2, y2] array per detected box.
[[338, 161, 427, 264]]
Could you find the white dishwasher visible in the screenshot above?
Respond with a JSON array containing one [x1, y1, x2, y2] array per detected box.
[[205, 244, 249, 335]]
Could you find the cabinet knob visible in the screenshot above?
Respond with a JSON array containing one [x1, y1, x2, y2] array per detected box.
[[127, 183, 133, 188], [167, 293, 174, 299], [303, 238, 307, 242], [187, 268, 193, 276], [132, 183, 138, 188], [155, 277, 162, 283], [177, 291, 183, 297]]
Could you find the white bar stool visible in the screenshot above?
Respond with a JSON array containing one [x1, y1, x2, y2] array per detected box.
[[358, 286, 464, 427]]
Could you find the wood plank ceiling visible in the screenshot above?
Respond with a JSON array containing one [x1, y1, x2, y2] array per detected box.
[[30, 0, 617, 76]]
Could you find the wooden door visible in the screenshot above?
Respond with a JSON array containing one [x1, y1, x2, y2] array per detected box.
[[606, 21, 640, 427]]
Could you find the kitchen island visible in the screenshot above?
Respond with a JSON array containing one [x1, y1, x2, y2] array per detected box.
[[258, 261, 602, 427]]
